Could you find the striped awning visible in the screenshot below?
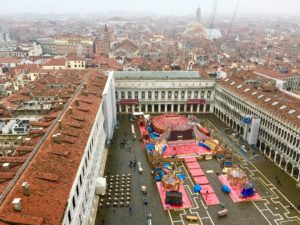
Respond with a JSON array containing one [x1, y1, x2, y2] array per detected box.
[[120, 99, 139, 105], [186, 99, 206, 105]]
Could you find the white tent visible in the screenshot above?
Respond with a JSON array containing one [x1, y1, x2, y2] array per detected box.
[[95, 177, 107, 195]]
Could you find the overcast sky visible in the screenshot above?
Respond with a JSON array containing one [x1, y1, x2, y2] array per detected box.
[[1, 0, 299, 15]]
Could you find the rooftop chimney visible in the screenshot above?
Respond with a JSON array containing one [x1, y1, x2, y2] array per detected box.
[[59, 102, 64, 110], [24, 138, 31, 146], [17, 136, 23, 145], [53, 133, 61, 144], [75, 98, 79, 106], [22, 182, 31, 196], [12, 198, 22, 211], [68, 107, 73, 114], [3, 163, 10, 172], [83, 82, 87, 89], [7, 106, 12, 117], [58, 120, 62, 129]]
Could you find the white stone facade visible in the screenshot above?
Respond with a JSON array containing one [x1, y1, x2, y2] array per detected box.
[[113, 71, 299, 182], [61, 76, 116, 225], [114, 75, 215, 114], [214, 83, 300, 181]]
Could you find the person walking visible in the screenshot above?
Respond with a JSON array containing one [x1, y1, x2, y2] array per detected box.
[[129, 206, 132, 215], [133, 161, 137, 171]]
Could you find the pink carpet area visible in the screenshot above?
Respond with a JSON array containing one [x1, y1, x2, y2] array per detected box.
[[184, 157, 197, 163], [193, 176, 209, 185], [200, 184, 220, 205], [156, 182, 192, 210], [202, 192, 220, 205], [186, 162, 201, 170], [200, 184, 215, 194], [162, 142, 212, 158], [218, 175, 262, 203], [189, 168, 205, 177], [138, 125, 148, 137]]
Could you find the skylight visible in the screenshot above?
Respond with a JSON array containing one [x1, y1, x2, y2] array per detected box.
[[244, 88, 250, 92], [252, 92, 257, 95], [280, 105, 287, 110], [258, 95, 264, 99], [224, 78, 229, 82], [272, 102, 279, 106], [297, 115, 300, 120], [230, 82, 236, 85], [265, 98, 271, 102], [288, 109, 296, 114], [237, 85, 243, 89]]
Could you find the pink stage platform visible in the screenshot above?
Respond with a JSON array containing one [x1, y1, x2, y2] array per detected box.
[[218, 175, 262, 203], [189, 168, 205, 177], [200, 184, 214, 194], [200, 184, 220, 205], [162, 142, 211, 158], [184, 157, 197, 163], [186, 162, 201, 170], [185, 158, 221, 206], [193, 176, 209, 185], [202, 192, 220, 205], [139, 125, 148, 138], [156, 182, 192, 210]]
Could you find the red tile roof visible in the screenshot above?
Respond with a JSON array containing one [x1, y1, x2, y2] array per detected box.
[[0, 70, 107, 225], [219, 74, 300, 126]]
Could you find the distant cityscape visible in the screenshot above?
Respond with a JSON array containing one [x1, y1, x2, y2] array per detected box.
[[0, 6, 299, 225]]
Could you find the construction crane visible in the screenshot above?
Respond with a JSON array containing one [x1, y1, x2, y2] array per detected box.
[[208, 0, 218, 40]]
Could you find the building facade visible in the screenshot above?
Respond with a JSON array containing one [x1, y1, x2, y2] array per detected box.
[[113, 70, 300, 182], [214, 80, 300, 182], [114, 71, 215, 114], [61, 73, 116, 225]]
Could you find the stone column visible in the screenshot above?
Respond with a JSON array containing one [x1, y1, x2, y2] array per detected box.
[[184, 104, 187, 113], [145, 105, 148, 113], [125, 105, 128, 113], [279, 156, 283, 167], [119, 105, 122, 113], [284, 161, 288, 172], [291, 166, 295, 176], [159, 104, 161, 113], [171, 104, 174, 113], [197, 104, 200, 113]]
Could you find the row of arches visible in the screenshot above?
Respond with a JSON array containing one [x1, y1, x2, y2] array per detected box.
[[214, 106, 244, 135], [258, 140, 300, 181], [214, 104, 300, 182], [215, 87, 300, 150]]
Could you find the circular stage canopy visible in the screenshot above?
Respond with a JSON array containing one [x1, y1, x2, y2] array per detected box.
[[152, 114, 192, 132]]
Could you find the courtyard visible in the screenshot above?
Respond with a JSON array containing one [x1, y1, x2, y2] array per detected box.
[[96, 114, 300, 225]]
